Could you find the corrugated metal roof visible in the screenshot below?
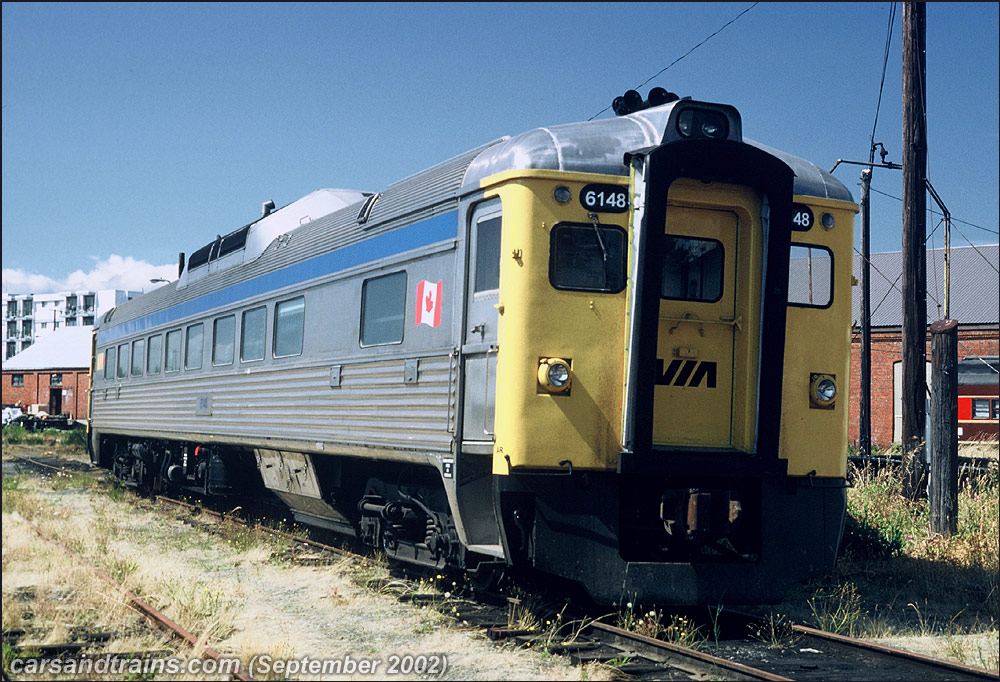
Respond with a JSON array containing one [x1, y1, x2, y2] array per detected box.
[[2, 326, 92, 371], [99, 141, 504, 332], [852, 244, 999, 326], [100, 105, 855, 334]]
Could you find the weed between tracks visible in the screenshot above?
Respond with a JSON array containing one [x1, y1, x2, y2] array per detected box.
[[2, 442, 614, 680], [757, 452, 999, 671]]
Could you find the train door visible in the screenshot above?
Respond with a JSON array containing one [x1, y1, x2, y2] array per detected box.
[[654, 207, 739, 448], [461, 200, 502, 446]]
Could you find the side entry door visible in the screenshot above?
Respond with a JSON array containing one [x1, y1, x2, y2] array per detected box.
[[461, 200, 502, 446]]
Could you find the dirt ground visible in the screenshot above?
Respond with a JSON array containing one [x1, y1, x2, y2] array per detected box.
[[3, 441, 997, 679], [2, 443, 614, 681]]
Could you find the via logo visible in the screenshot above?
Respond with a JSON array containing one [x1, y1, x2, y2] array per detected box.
[[655, 359, 717, 388]]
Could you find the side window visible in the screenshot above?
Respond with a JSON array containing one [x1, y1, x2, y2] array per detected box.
[[241, 306, 266, 362], [147, 335, 162, 375], [117, 343, 129, 379], [274, 297, 305, 357], [185, 323, 204, 370], [474, 217, 502, 293], [213, 315, 235, 366], [361, 272, 406, 346], [971, 399, 992, 419], [131, 338, 145, 376], [661, 236, 724, 302], [105, 347, 116, 381], [165, 330, 181, 372], [549, 223, 627, 293], [788, 244, 833, 308]]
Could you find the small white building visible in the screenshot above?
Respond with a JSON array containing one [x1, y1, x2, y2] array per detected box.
[[3, 289, 141, 359]]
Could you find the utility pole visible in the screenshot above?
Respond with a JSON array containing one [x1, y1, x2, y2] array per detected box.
[[929, 319, 958, 535], [830, 151, 900, 457], [901, 1, 927, 499], [859, 168, 873, 457]]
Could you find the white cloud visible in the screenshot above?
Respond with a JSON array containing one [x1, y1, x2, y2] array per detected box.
[[2, 255, 177, 296]]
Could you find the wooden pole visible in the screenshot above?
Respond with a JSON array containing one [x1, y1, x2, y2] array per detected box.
[[859, 168, 873, 457], [929, 319, 958, 536], [901, 1, 927, 498]]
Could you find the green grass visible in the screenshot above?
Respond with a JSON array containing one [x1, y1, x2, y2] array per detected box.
[[777, 450, 999, 670]]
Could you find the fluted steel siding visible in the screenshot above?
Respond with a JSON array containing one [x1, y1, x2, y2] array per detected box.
[[92, 353, 457, 453]]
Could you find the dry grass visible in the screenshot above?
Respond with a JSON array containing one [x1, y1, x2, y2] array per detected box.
[[767, 452, 999, 672], [3, 444, 612, 680]]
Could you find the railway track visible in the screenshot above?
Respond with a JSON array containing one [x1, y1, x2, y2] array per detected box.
[[5, 451, 998, 681], [9, 514, 252, 682], [154, 490, 999, 681]]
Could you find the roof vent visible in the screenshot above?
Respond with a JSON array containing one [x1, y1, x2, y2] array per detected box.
[[262, 200, 275, 217]]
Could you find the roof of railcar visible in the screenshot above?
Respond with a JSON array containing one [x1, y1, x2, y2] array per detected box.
[[98, 102, 852, 334]]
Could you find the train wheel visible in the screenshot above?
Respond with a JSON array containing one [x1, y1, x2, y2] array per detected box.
[[468, 562, 507, 594]]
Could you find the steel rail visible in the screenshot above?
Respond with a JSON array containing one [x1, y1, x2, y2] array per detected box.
[[17, 516, 254, 682], [585, 621, 793, 681], [790, 622, 999, 681], [154, 495, 358, 560]]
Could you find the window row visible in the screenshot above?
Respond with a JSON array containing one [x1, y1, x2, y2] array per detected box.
[[102, 296, 305, 381], [99, 270, 419, 382]]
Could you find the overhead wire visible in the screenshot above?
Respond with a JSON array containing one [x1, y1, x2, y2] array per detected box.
[[588, 3, 759, 121], [869, 2, 897, 161]]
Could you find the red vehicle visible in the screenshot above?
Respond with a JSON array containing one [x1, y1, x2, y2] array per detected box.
[[958, 356, 999, 442]]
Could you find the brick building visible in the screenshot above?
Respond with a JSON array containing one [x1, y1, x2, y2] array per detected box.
[[849, 244, 999, 448], [1, 326, 92, 421]]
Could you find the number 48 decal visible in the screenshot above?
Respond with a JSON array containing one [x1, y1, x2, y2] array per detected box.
[[792, 203, 814, 231]]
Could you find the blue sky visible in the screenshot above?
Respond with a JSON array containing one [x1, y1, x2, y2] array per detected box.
[[3, 2, 998, 295]]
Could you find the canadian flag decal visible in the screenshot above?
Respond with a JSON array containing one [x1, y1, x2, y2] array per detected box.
[[416, 280, 443, 328]]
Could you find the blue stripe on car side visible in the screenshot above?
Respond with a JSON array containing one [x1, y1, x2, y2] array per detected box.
[[97, 211, 458, 345]]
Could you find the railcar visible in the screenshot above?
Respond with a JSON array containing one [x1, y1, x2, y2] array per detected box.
[[89, 89, 858, 605]]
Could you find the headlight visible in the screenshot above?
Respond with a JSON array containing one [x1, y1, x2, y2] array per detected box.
[[678, 110, 694, 137], [809, 373, 837, 409], [676, 108, 730, 140], [538, 358, 571, 394]]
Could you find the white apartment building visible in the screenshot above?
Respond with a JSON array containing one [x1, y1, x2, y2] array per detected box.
[[3, 289, 141, 360]]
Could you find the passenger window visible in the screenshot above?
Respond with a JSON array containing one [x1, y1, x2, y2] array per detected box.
[[274, 297, 305, 357], [105, 347, 116, 381], [213, 315, 235, 366], [185, 323, 204, 370], [165, 330, 181, 372], [972, 399, 991, 419], [661, 237, 724, 302], [788, 244, 833, 308], [474, 217, 502, 293], [361, 272, 406, 346], [147, 335, 162, 375], [549, 223, 627, 293], [241, 306, 266, 362], [117, 343, 129, 379], [131, 338, 145, 376]]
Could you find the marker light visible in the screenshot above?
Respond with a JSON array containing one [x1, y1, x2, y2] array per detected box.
[[821, 212, 836, 230], [554, 186, 571, 204], [538, 358, 572, 394]]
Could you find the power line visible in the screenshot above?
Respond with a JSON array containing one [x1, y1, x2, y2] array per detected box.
[[868, 187, 999, 235], [589, 3, 759, 121], [869, 2, 897, 160]]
